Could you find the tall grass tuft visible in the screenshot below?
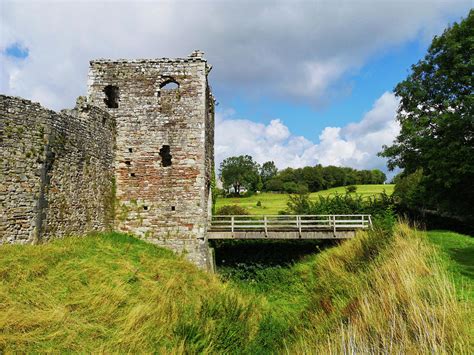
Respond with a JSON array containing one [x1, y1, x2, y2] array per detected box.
[[0, 233, 261, 353], [291, 223, 470, 353]]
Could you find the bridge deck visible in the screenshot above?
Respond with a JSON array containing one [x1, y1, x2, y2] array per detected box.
[[208, 214, 372, 240]]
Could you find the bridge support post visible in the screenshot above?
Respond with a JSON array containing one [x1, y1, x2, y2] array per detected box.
[[297, 216, 301, 237]]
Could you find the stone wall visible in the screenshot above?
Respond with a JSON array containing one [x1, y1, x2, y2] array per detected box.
[[87, 51, 214, 268], [0, 95, 115, 244]]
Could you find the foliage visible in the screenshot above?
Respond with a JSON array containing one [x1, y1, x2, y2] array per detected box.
[[219, 155, 260, 194], [215, 204, 249, 215], [260, 161, 278, 189], [265, 165, 386, 193], [380, 10, 474, 220], [392, 168, 425, 210], [285, 191, 395, 230], [345, 185, 357, 193]]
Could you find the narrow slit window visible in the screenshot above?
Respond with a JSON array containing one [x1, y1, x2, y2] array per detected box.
[[104, 85, 119, 108], [159, 145, 172, 167]]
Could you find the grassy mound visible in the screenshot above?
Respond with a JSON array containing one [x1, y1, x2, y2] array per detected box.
[[0, 224, 470, 353], [291, 224, 471, 353], [0, 233, 260, 352]]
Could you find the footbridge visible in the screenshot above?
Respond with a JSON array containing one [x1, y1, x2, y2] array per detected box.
[[208, 214, 372, 240]]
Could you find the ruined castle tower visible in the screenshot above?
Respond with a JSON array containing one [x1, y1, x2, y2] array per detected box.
[[87, 51, 215, 268]]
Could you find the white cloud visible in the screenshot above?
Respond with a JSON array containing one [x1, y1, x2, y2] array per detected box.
[[216, 92, 400, 172], [0, 0, 471, 109]]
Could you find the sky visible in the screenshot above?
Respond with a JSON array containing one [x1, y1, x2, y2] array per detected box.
[[1, 0, 472, 179]]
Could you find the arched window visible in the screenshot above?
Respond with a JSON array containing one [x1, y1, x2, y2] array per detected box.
[[160, 79, 179, 91], [103, 85, 119, 108]]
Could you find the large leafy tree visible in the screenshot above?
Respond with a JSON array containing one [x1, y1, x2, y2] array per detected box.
[[260, 161, 278, 189], [219, 155, 260, 194], [380, 10, 473, 218]]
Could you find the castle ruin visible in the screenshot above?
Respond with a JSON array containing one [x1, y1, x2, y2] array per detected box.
[[1, 51, 215, 269]]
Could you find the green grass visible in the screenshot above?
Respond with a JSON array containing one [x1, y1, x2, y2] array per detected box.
[[426, 230, 473, 328], [216, 184, 394, 215], [0, 222, 470, 353], [0, 233, 261, 352]]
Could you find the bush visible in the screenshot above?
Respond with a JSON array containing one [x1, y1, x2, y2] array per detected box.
[[282, 182, 308, 194], [345, 185, 357, 193], [216, 205, 249, 215], [256, 201, 262, 207], [285, 191, 395, 231]]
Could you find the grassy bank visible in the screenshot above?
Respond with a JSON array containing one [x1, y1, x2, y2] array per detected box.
[[0, 234, 261, 352], [216, 184, 394, 214], [0, 223, 470, 352]]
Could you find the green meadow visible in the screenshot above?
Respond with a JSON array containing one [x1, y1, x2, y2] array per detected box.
[[216, 184, 395, 215]]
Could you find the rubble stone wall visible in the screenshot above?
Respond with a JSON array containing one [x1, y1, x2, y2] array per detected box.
[[0, 95, 115, 244]]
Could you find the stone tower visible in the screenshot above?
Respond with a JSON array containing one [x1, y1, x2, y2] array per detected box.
[[87, 51, 214, 268]]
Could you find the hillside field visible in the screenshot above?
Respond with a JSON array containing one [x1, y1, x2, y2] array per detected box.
[[216, 184, 395, 214], [0, 223, 471, 353]]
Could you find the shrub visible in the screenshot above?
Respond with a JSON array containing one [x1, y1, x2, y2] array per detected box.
[[216, 205, 249, 215], [285, 191, 395, 231], [256, 201, 262, 207], [345, 185, 357, 193]]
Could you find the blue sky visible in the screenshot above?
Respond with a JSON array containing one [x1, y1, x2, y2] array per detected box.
[[217, 37, 426, 141], [1, 1, 471, 174]]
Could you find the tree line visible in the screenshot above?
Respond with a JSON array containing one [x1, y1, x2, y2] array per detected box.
[[219, 155, 386, 195]]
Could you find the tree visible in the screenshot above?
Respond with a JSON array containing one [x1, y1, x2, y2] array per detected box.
[[219, 155, 260, 194], [260, 161, 278, 189], [370, 169, 387, 184], [379, 11, 474, 219]]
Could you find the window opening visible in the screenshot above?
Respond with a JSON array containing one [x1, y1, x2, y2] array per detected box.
[[159, 145, 172, 167], [171, 206, 176, 211], [103, 85, 119, 108], [160, 80, 179, 91]]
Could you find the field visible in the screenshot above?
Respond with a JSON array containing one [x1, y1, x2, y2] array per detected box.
[[215, 184, 395, 214], [0, 222, 471, 353]]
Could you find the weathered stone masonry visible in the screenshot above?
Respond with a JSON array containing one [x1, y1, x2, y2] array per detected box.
[[1, 51, 214, 269], [1, 95, 115, 243]]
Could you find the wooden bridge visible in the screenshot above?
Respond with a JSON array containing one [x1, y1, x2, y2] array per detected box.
[[208, 214, 372, 240]]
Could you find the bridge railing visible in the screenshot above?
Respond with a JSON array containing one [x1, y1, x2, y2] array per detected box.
[[210, 214, 372, 233]]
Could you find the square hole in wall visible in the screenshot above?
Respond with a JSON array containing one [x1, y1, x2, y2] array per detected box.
[[171, 206, 176, 211], [125, 160, 131, 166], [130, 173, 136, 177], [128, 148, 133, 153], [143, 205, 148, 210]]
